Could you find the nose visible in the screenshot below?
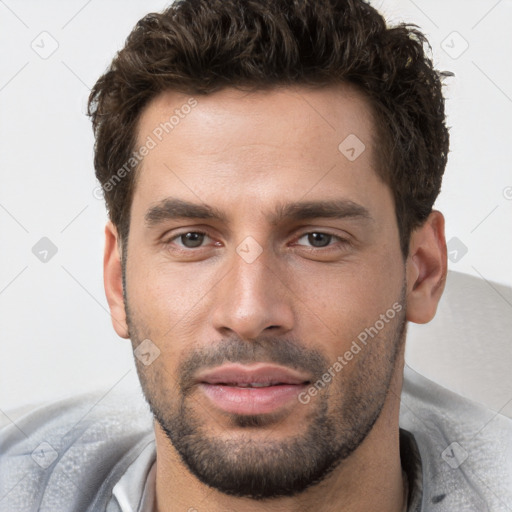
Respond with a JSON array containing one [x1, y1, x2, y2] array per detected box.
[[211, 245, 294, 340]]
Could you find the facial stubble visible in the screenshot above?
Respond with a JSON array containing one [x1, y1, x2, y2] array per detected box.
[[124, 278, 407, 500]]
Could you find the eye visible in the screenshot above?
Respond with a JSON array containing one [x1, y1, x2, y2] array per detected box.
[[169, 231, 211, 249], [296, 232, 341, 248]]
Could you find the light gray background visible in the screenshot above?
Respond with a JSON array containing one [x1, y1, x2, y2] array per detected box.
[[1, 0, 511, 411]]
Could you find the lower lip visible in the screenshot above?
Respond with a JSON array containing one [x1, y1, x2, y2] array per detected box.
[[199, 383, 306, 415]]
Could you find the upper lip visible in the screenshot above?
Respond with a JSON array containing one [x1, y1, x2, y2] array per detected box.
[[196, 363, 311, 386]]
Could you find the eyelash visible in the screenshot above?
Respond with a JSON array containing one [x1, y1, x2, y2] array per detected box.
[[163, 229, 350, 253]]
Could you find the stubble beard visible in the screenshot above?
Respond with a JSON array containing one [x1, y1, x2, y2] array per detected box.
[[125, 283, 407, 500]]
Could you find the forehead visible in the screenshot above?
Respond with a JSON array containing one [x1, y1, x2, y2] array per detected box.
[[131, 84, 386, 221], [136, 83, 376, 152]]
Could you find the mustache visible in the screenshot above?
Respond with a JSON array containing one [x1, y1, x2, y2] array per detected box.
[[178, 336, 328, 394]]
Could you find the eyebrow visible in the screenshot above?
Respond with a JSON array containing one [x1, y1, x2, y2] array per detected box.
[[270, 199, 372, 225], [144, 197, 373, 229]]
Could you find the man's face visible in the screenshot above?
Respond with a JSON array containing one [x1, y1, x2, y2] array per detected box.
[[122, 85, 407, 498]]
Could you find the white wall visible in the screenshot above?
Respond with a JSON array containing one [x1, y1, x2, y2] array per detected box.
[[1, 0, 511, 412]]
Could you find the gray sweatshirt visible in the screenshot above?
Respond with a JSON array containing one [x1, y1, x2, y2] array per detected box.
[[1, 366, 511, 511]]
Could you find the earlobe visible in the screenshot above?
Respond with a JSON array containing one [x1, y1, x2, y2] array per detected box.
[[405, 210, 447, 324], [103, 221, 130, 338]]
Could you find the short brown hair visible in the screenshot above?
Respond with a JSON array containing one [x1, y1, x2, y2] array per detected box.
[[88, 0, 450, 257]]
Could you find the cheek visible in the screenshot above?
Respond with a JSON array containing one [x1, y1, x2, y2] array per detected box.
[[126, 253, 220, 342], [286, 256, 403, 355], [126, 224, 404, 357]]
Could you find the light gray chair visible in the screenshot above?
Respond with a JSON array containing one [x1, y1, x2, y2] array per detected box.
[[406, 270, 512, 418]]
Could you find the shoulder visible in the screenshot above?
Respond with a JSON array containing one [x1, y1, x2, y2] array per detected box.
[[400, 365, 512, 511], [0, 388, 154, 512]]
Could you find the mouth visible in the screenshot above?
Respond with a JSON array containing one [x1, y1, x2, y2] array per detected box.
[[196, 363, 311, 415]]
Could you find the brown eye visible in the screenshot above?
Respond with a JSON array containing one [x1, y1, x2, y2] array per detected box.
[[297, 232, 335, 248], [306, 233, 332, 247], [175, 232, 208, 248]]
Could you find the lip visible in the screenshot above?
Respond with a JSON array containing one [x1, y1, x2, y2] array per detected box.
[[196, 363, 311, 415], [196, 363, 311, 386]]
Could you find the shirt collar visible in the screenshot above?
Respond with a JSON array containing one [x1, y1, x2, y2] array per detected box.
[[400, 428, 423, 512]]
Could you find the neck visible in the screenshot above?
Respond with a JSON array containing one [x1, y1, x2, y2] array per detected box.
[[154, 359, 407, 512]]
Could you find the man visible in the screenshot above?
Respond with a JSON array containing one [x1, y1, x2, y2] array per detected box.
[[1, 0, 511, 511]]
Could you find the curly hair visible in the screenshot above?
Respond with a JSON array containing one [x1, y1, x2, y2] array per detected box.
[[88, 0, 450, 257]]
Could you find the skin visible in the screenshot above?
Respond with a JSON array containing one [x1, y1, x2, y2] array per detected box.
[[103, 84, 447, 511]]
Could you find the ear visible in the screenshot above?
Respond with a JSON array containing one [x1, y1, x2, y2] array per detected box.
[[104, 221, 130, 338], [405, 210, 447, 324]]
